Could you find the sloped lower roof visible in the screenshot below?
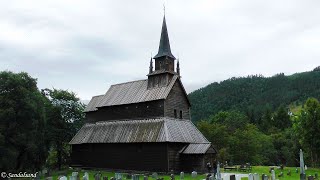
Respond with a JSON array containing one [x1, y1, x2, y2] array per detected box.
[[181, 143, 216, 154], [69, 117, 209, 144]]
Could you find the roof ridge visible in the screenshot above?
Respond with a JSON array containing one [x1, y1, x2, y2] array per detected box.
[[110, 79, 147, 86]]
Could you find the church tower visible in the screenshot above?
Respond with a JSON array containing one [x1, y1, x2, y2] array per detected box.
[[147, 16, 178, 89]]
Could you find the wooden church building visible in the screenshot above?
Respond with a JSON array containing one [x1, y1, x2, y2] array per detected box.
[[70, 16, 216, 173]]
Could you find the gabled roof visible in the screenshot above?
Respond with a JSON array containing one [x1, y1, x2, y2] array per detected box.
[[84, 95, 104, 112], [84, 75, 190, 112], [69, 117, 209, 144]]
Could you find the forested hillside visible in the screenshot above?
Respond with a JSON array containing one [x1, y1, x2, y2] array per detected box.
[[190, 67, 320, 167], [189, 68, 320, 122]]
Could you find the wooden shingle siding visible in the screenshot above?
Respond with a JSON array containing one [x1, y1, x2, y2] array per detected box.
[[86, 100, 165, 122], [164, 81, 190, 119], [71, 143, 168, 172]]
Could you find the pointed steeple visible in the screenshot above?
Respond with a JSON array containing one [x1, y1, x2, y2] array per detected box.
[[153, 16, 176, 60], [149, 56, 153, 74]]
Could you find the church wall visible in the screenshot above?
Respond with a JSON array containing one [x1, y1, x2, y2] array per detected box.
[[71, 143, 168, 172], [167, 143, 187, 172], [85, 100, 164, 123], [164, 81, 190, 119]]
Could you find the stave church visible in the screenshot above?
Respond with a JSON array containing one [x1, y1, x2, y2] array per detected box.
[[70, 15, 216, 173]]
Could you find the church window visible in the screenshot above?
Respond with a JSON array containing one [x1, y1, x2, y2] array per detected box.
[[174, 109, 177, 118], [179, 110, 183, 119]]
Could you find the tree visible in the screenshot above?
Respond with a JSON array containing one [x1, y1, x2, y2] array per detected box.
[[295, 98, 320, 167], [273, 105, 291, 130], [0, 71, 48, 171], [42, 88, 85, 170]]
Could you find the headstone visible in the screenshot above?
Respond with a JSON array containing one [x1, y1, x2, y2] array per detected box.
[[133, 175, 140, 180], [235, 175, 241, 180], [83, 172, 89, 180], [305, 165, 308, 170], [110, 177, 115, 180], [209, 175, 214, 180], [59, 176, 67, 180], [180, 172, 184, 180], [223, 174, 230, 180], [308, 176, 314, 180], [301, 173, 306, 180], [271, 170, 275, 180], [191, 171, 197, 178], [103, 177, 108, 180], [46, 177, 53, 180], [206, 174, 211, 180], [253, 173, 259, 180], [95, 172, 102, 180], [144, 176, 148, 180], [296, 168, 299, 173], [278, 172, 283, 177], [230, 174, 236, 180], [287, 170, 291, 176], [152, 173, 158, 179], [269, 167, 274, 173], [170, 174, 175, 180], [261, 174, 268, 180], [315, 173, 318, 179], [248, 173, 254, 180]]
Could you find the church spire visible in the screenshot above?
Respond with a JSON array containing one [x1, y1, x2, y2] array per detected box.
[[149, 56, 153, 74], [153, 16, 176, 60]]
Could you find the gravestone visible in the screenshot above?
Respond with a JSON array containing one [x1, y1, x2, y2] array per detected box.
[[170, 174, 175, 180], [103, 177, 108, 180], [248, 173, 254, 180], [209, 175, 214, 180], [278, 172, 283, 177], [180, 172, 184, 180], [253, 173, 259, 180], [83, 172, 89, 180], [315, 173, 318, 180], [261, 174, 268, 180], [95, 172, 102, 180], [269, 167, 274, 173], [271, 170, 275, 180], [230, 174, 236, 180], [300, 173, 306, 180], [46, 177, 53, 180], [287, 170, 291, 176], [235, 175, 241, 180], [59, 176, 67, 180], [144, 176, 148, 180], [133, 175, 140, 180], [191, 171, 197, 178], [222, 174, 230, 180], [152, 173, 158, 179], [308, 175, 314, 180], [296, 168, 299, 173]]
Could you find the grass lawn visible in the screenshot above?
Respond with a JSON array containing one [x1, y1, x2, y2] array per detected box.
[[42, 166, 319, 180]]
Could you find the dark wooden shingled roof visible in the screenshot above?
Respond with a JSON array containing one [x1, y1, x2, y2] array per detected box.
[[84, 75, 190, 112], [69, 117, 209, 144]]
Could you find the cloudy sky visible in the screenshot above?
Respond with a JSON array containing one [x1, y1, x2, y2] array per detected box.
[[1, 0, 320, 100]]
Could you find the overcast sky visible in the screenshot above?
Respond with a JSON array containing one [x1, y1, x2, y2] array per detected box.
[[1, 0, 320, 100]]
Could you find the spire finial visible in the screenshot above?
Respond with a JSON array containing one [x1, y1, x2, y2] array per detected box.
[[163, 3, 165, 16]]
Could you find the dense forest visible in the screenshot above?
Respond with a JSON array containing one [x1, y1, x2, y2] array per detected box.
[[0, 71, 85, 171], [190, 67, 320, 167]]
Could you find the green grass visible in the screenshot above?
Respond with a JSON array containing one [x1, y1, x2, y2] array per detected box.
[[42, 166, 319, 180], [224, 166, 319, 180]]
